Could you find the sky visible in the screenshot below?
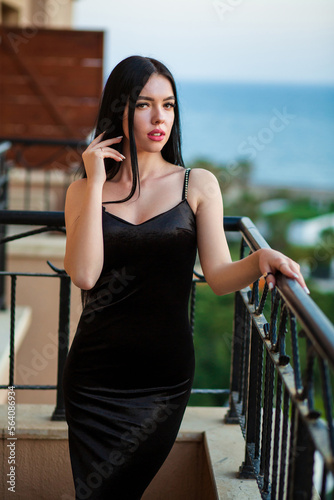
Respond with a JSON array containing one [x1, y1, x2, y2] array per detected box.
[[73, 0, 334, 85]]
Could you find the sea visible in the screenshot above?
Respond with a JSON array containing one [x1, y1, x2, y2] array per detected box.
[[176, 81, 334, 191]]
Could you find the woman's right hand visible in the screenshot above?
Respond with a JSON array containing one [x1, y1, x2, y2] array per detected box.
[[82, 132, 125, 184]]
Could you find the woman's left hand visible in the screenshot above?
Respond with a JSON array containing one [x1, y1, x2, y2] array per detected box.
[[258, 248, 310, 294]]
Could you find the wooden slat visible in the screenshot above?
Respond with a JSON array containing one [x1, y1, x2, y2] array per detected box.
[[1, 28, 103, 58], [1, 73, 103, 97], [2, 124, 90, 139], [1, 78, 36, 96], [1, 101, 98, 126]]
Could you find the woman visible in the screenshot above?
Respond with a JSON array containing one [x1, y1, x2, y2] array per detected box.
[[62, 55, 308, 499]]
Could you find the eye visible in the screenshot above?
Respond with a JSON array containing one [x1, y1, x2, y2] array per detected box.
[[165, 102, 176, 109], [136, 102, 148, 109]]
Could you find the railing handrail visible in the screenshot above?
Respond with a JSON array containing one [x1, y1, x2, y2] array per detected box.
[[0, 209, 66, 227], [238, 216, 334, 367]]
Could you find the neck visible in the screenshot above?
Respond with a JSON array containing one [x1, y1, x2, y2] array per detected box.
[[119, 141, 167, 182]]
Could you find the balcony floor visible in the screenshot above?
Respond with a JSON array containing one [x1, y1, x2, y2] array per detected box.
[[0, 404, 261, 499]]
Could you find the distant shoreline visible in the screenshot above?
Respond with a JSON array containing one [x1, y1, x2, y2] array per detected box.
[[248, 182, 334, 199]]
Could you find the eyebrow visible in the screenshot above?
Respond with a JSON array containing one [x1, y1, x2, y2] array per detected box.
[[137, 95, 176, 101]]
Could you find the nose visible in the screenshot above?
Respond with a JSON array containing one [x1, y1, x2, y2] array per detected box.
[[152, 105, 165, 124]]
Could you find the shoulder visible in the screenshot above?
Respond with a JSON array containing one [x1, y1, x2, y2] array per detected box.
[[188, 168, 221, 204], [188, 167, 218, 184], [65, 178, 88, 205], [66, 178, 87, 197]]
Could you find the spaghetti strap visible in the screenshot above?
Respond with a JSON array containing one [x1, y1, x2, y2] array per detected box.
[[182, 168, 191, 201]]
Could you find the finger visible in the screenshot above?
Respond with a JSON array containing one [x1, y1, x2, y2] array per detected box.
[[98, 151, 124, 162], [98, 147, 125, 161], [262, 269, 276, 291], [96, 136, 124, 149], [279, 262, 310, 294], [86, 131, 106, 150], [278, 262, 299, 278], [292, 271, 310, 294]]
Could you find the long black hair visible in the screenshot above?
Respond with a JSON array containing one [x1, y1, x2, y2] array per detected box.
[[81, 55, 184, 203]]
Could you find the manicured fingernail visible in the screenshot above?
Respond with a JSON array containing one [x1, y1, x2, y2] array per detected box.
[[293, 273, 299, 278], [121, 154, 126, 159], [269, 282, 274, 290], [304, 286, 310, 295]]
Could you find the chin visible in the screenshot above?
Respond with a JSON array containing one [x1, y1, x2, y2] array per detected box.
[[138, 142, 167, 154]]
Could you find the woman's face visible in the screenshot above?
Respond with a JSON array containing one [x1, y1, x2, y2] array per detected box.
[[122, 74, 176, 153]]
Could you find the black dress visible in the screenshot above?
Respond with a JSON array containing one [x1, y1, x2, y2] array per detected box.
[[62, 168, 197, 499]]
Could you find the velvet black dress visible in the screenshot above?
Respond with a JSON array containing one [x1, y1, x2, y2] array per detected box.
[[62, 168, 197, 499]]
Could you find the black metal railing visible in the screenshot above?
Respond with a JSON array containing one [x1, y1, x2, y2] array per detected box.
[[221, 217, 334, 500], [0, 210, 69, 421], [0, 210, 333, 498], [0, 141, 11, 309]]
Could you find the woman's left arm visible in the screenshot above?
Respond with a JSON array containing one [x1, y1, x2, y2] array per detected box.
[[191, 169, 309, 295]]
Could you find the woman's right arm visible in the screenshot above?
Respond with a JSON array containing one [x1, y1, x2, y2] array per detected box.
[[63, 133, 124, 290]]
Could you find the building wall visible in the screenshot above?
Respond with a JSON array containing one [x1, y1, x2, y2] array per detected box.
[[0, 0, 73, 27]]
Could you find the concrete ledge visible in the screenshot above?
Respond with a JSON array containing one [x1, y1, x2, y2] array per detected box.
[[0, 404, 260, 499], [0, 404, 66, 440], [179, 407, 261, 499]]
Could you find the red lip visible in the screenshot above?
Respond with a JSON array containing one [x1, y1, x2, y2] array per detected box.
[[147, 128, 166, 141]]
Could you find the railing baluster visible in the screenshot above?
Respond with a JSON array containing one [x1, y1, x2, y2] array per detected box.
[[9, 275, 17, 387], [240, 320, 261, 479], [290, 312, 303, 393], [262, 354, 275, 495], [52, 272, 71, 421], [224, 291, 244, 424], [287, 400, 296, 498], [254, 333, 264, 461], [271, 374, 282, 498], [278, 387, 290, 500], [260, 350, 269, 479], [241, 309, 251, 418], [318, 358, 334, 454], [288, 412, 315, 499]]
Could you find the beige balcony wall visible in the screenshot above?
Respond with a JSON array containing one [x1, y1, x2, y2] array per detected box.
[[0, 0, 73, 27]]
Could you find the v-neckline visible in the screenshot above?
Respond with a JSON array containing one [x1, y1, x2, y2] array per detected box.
[[102, 199, 194, 227]]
